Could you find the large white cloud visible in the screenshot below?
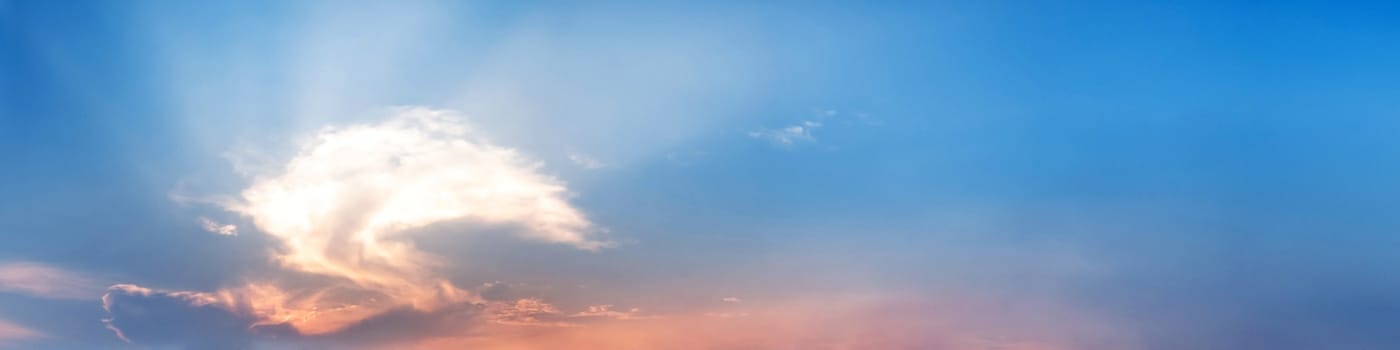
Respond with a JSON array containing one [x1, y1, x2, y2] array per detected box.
[[230, 106, 603, 289], [108, 107, 608, 338]]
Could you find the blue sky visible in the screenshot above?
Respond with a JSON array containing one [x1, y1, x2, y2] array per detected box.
[[4, 1, 1400, 349]]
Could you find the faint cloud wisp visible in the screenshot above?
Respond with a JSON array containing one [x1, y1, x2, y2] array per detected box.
[[198, 217, 238, 236], [568, 153, 606, 169], [749, 120, 822, 147], [0, 262, 104, 300], [0, 319, 43, 347]]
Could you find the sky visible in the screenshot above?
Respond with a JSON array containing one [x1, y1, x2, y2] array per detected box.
[[3, 0, 1400, 349]]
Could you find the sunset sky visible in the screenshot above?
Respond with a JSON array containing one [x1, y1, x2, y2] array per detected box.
[[5, 1, 1400, 349]]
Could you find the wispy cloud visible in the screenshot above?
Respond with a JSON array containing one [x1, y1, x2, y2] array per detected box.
[[568, 153, 606, 169], [0, 262, 104, 300], [749, 120, 822, 147], [491, 298, 570, 327], [572, 304, 648, 320], [491, 299, 650, 327], [198, 217, 238, 236], [0, 319, 43, 346], [100, 284, 298, 349]]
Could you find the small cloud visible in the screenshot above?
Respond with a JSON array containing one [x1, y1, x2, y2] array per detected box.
[[568, 153, 606, 169], [0, 262, 104, 300], [572, 304, 650, 320], [721, 297, 742, 303], [749, 120, 822, 147], [492, 298, 653, 327], [491, 298, 569, 327], [198, 217, 238, 236]]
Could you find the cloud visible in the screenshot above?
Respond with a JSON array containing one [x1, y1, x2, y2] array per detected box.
[[198, 217, 238, 236], [232, 106, 605, 255], [0, 319, 43, 346], [721, 297, 742, 303], [106, 107, 609, 342], [570, 304, 648, 321], [226, 107, 603, 326], [0, 262, 104, 300], [567, 153, 605, 169], [489, 298, 650, 327], [746, 110, 879, 148], [101, 284, 488, 349], [98, 293, 651, 349], [749, 120, 822, 147], [490, 298, 570, 327], [100, 284, 296, 350]]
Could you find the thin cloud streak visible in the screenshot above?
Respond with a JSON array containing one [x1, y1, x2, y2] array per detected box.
[[749, 120, 822, 147], [567, 153, 606, 169], [0, 262, 104, 300], [198, 217, 238, 236], [0, 319, 44, 346]]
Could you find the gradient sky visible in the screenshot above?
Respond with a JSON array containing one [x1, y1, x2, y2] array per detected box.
[[4, 1, 1400, 349]]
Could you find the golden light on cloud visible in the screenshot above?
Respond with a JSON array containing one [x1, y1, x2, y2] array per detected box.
[[105, 107, 608, 337], [223, 107, 603, 332]]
